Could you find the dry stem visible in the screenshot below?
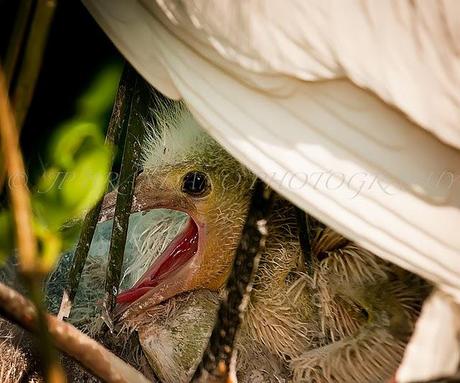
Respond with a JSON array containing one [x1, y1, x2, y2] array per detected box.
[[0, 64, 66, 381], [0, 281, 150, 383], [0, 67, 36, 274], [13, 0, 58, 130]]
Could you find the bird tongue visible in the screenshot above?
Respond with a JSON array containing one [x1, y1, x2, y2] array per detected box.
[[117, 218, 199, 304]]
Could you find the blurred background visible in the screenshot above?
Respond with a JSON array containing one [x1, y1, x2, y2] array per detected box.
[[0, 0, 122, 185]]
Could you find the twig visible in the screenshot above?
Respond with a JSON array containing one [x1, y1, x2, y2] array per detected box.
[[0, 281, 151, 383], [4, 0, 34, 89], [103, 70, 148, 315], [192, 179, 274, 383], [295, 207, 313, 276], [13, 0, 57, 130], [0, 66, 65, 381], [60, 64, 135, 318], [0, 0, 56, 192], [0, 68, 36, 273]]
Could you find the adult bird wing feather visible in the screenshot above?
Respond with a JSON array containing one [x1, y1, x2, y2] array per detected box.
[[82, 0, 460, 300], [82, 1, 460, 381]]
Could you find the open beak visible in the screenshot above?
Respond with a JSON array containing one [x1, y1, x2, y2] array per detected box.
[[100, 173, 204, 320]]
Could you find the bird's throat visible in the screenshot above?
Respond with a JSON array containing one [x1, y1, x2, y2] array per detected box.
[[117, 218, 199, 304]]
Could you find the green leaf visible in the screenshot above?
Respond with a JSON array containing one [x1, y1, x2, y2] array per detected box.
[[77, 63, 122, 121], [34, 220, 62, 272], [49, 120, 103, 170], [60, 145, 111, 214], [19, 64, 120, 273]]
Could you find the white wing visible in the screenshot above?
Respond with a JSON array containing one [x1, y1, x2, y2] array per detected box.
[[82, 1, 460, 378], [83, 0, 460, 297]]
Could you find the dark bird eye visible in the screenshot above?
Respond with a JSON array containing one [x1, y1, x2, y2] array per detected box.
[[181, 171, 210, 197]]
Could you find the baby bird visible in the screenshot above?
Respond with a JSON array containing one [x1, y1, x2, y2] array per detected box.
[[0, 96, 428, 383], [101, 97, 429, 383]]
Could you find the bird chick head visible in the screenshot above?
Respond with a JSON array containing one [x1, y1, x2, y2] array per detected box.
[[103, 99, 255, 319]]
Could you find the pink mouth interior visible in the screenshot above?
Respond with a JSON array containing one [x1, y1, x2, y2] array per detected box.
[[117, 218, 199, 304]]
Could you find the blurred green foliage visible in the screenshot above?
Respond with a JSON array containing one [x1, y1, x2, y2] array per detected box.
[[0, 211, 13, 262], [0, 63, 122, 271]]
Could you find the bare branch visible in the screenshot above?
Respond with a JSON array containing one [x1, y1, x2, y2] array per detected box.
[[13, 0, 57, 130], [63, 63, 135, 317], [4, 0, 34, 89], [0, 64, 66, 381], [192, 179, 274, 382], [104, 69, 148, 314], [0, 66, 36, 275], [0, 281, 151, 383]]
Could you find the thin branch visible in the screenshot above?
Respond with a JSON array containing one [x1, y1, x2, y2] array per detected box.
[[0, 0, 56, 192], [0, 67, 37, 278], [192, 179, 274, 382], [0, 65, 65, 381], [60, 64, 135, 319], [103, 71, 148, 315], [13, 0, 57, 130], [295, 207, 313, 276], [4, 0, 34, 89], [0, 281, 151, 383]]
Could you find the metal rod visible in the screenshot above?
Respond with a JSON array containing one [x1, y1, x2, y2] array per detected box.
[[59, 64, 135, 319], [103, 71, 148, 316], [192, 179, 274, 383]]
